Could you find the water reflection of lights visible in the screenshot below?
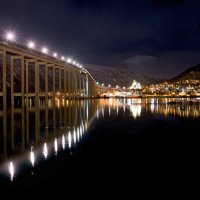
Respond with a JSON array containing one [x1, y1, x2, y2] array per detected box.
[[150, 103, 155, 113], [30, 147, 35, 167], [96, 109, 99, 119], [54, 138, 58, 155], [127, 99, 131, 105], [3, 98, 200, 183], [0, 98, 91, 182], [123, 105, 126, 114], [48, 99, 52, 108], [77, 128, 80, 142], [73, 130, 76, 144], [102, 106, 104, 118], [68, 131, 72, 149], [82, 121, 84, 133], [62, 135, 65, 150], [9, 161, 15, 182], [109, 98, 113, 106], [79, 126, 82, 137], [43, 143, 48, 159], [151, 98, 155, 104], [130, 105, 141, 119], [57, 99, 60, 109]]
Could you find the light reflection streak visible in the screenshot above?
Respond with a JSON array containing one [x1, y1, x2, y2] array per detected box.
[[82, 121, 84, 133], [150, 103, 155, 113], [62, 135, 65, 150], [96, 109, 99, 119], [57, 99, 60, 109], [30, 147, 35, 167], [73, 130, 76, 144], [68, 131, 72, 149], [123, 105, 126, 114], [102, 106, 104, 118], [79, 126, 82, 137], [130, 104, 141, 119], [77, 128, 80, 142], [9, 161, 14, 182], [43, 143, 48, 159], [54, 138, 58, 155]]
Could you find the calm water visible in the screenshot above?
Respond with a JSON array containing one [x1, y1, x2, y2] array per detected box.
[[0, 98, 200, 193]]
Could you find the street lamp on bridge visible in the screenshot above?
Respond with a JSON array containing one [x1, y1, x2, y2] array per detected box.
[[53, 53, 58, 58], [6, 32, 15, 41], [27, 41, 35, 49], [42, 47, 48, 54], [67, 58, 72, 63]]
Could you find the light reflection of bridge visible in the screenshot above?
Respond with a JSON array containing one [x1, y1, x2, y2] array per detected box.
[[0, 99, 98, 159], [0, 98, 98, 181], [1, 98, 200, 181], [0, 38, 103, 109]]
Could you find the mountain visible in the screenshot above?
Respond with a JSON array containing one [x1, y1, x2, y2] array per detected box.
[[169, 63, 200, 82], [85, 64, 159, 87], [119, 52, 200, 80]]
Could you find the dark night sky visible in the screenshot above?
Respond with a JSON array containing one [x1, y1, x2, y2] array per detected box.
[[0, 0, 200, 78]]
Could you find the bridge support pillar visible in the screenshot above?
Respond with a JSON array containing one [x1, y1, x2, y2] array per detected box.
[[53, 65, 55, 98], [64, 69, 67, 99], [11, 56, 24, 108], [59, 67, 61, 96], [2, 50, 6, 109], [45, 64, 48, 128]]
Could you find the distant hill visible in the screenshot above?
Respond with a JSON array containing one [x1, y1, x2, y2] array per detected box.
[[169, 63, 200, 82], [85, 64, 159, 87]]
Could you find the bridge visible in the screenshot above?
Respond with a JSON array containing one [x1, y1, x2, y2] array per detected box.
[[0, 37, 104, 109]]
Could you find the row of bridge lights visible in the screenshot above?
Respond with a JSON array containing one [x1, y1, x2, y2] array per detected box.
[[5, 32, 125, 89], [5, 31, 83, 68]]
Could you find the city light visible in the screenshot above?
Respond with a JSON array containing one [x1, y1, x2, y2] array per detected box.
[[108, 84, 111, 87], [61, 56, 65, 60], [102, 83, 104, 86], [97, 82, 99, 85], [72, 61, 76, 65], [116, 85, 119, 89], [42, 47, 48, 54], [123, 86, 126, 90], [6, 32, 15, 41], [27, 41, 35, 49]]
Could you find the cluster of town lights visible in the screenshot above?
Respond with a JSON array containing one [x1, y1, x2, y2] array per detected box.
[[96, 82, 127, 89], [4, 31, 83, 69]]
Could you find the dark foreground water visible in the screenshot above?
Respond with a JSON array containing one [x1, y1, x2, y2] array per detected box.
[[0, 98, 200, 195]]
